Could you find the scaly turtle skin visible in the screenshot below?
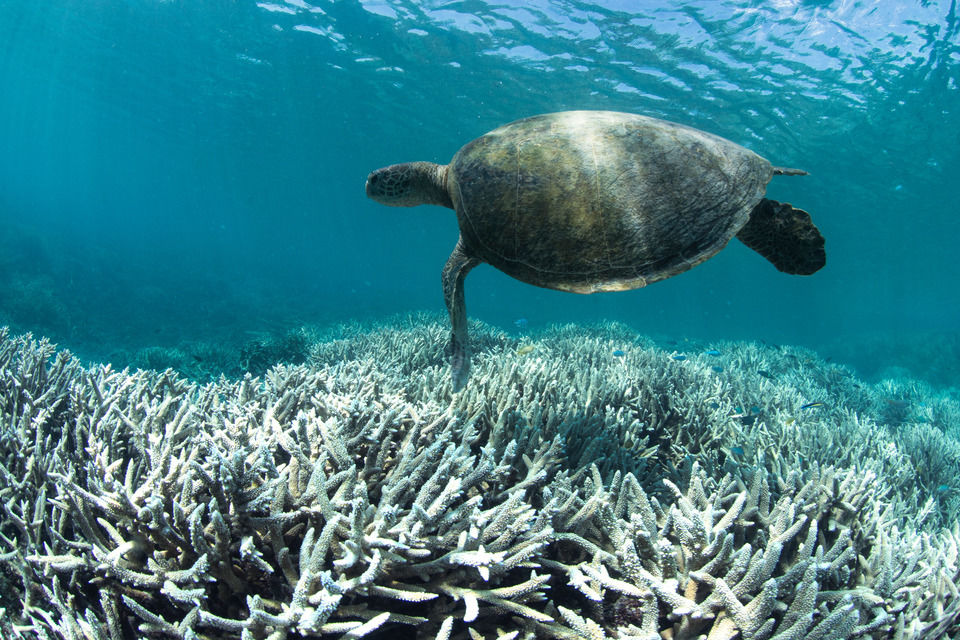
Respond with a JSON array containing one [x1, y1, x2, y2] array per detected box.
[[366, 111, 825, 391]]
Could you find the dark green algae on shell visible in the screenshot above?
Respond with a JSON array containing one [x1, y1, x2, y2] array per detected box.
[[447, 110, 774, 293]]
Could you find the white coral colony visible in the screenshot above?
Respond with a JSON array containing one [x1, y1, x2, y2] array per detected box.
[[1, 319, 959, 638]]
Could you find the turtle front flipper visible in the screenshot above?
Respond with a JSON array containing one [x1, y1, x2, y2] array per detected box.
[[737, 198, 826, 275], [442, 238, 481, 392]]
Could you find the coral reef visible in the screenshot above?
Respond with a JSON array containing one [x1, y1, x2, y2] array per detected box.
[[1, 316, 959, 639], [238, 329, 311, 377], [822, 330, 960, 390], [0, 219, 318, 381], [127, 328, 311, 382]]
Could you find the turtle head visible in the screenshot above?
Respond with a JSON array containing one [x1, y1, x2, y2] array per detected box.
[[366, 162, 452, 208]]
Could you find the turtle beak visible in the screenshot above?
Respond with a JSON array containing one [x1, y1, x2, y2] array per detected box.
[[365, 170, 384, 201], [364, 173, 375, 198]]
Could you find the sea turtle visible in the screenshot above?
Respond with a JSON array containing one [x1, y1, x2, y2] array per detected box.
[[365, 110, 825, 391]]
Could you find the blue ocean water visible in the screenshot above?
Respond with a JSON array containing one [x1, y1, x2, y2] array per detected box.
[[0, 0, 958, 385]]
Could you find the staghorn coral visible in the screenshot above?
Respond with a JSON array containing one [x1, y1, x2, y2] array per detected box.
[[1, 317, 960, 639]]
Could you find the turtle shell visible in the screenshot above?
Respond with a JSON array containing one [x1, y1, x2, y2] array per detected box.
[[447, 111, 774, 293]]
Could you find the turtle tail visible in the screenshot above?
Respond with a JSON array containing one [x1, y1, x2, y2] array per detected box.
[[772, 166, 808, 176], [736, 199, 825, 275]]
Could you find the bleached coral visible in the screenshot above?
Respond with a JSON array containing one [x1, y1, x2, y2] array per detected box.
[[1, 317, 959, 639]]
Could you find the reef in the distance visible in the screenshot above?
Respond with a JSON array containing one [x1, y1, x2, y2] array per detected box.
[[1, 315, 959, 639]]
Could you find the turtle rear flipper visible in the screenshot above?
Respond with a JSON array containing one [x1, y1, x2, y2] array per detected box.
[[737, 198, 825, 275]]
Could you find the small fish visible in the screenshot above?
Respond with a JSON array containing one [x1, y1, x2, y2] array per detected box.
[[711, 365, 724, 373], [800, 401, 825, 410], [513, 317, 529, 330], [757, 370, 773, 379], [516, 345, 535, 356], [612, 349, 626, 357], [729, 446, 745, 456], [937, 484, 951, 493], [708, 401, 720, 409], [705, 349, 721, 356], [785, 417, 796, 426], [731, 407, 761, 425], [672, 354, 687, 361]]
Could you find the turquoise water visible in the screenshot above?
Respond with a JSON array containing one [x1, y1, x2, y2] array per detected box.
[[4, 4, 960, 637], [1, 0, 958, 384]]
